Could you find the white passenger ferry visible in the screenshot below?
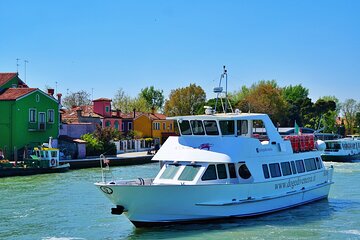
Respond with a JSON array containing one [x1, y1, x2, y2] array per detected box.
[[322, 136, 360, 162], [95, 67, 334, 227], [95, 111, 334, 227]]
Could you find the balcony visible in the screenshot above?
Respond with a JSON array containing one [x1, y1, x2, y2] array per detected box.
[[28, 122, 53, 131]]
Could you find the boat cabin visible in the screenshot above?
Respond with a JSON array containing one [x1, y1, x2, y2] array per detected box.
[[30, 147, 60, 167]]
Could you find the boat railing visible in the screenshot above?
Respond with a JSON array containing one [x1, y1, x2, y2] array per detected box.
[[110, 178, 154, 186]]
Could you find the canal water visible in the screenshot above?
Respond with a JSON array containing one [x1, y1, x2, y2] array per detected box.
[[1, 161, 359, 240]]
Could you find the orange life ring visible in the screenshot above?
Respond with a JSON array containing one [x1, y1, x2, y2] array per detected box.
[[51, 159, 56, 165]]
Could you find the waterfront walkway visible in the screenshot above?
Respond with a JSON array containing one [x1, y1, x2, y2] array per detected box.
[[60, 151, 155, 169]]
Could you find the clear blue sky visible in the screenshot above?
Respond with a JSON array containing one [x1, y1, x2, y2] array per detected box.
[[1, 0, 359, 103]]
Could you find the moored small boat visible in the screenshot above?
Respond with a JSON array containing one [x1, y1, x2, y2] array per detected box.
[[0, 146, 70, 178]]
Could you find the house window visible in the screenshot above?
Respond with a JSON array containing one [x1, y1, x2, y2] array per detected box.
[[105, 121, 111, 127], [29, 109, 37, 123], [38, 112, 46, 130], [122, 122, 125, 131], [169, 123, 173, 131], [163, 122, 166, 130], [128, 122, 132, 130], [153, 122, 160, 130], [48, 109, 55, 123], [105, 106, 110, 112], [114, 121, 119, 130], [36, 94, 40, 102]]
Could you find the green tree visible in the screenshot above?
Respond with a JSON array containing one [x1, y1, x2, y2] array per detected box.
[[139, 86, 164, 112], [282, 84, 311, 127], [164, 84, 206, 116], [112, 88, 133, 113], [62, 90, 92, 109]]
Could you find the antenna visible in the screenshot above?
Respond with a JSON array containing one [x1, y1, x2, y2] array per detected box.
[[16, 58, 21, 73], [24, 60, 29, 83], [213, 66, 233, 114], [55, 81, 58, 94]]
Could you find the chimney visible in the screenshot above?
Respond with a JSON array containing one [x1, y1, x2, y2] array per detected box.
[[76, 108, 82, 119], [133, 108, 136, 118], [47, 88, 55, 96], [116, 109, 121, 118], [151, 106, 155, 114], [57, 93, 62, 104]]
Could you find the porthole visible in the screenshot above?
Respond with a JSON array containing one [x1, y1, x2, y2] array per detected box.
[[238, 164, 251, 179]]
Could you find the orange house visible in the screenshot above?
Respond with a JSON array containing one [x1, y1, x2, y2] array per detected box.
[[133, 112, 176, 144]]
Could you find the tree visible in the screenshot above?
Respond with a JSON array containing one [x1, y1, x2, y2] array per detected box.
[[234, 80, 288, 125], [164, 84, 206, 116], [112, 88, 133, 113], [282, 84, 311, 127], [62, 90, 92, 109], [341, 99, 360, 135], [139, 86, 164, 112]]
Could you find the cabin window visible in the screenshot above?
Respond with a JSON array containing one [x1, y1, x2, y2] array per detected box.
[[228, 163, 237, 178], [160, 164, 180, 179], [219, 120, 235, 135], [201, 164, 217, 181], [203, 120, 219, 135], [295, 160, 305, 173], [281, 162, 292, 176], [179, 120, 192, 135], [237, 120, 248, 135], [178, 165, 201, 181], [238, 164, 252, 179], [269, 163, 281, 178], [253, 120, 268, 141], [51, 151, 57, 158], [315, 157, 323, 169], [217, 164, 227, 179], [325, 142, 341, 150], [304, 158, 317, 171], [262, 164, 270, 179], [190, 120, 205, 135], [290, 161, 297, 174]]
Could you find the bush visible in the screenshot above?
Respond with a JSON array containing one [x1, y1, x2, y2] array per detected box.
[[81, 133, 103, 156]]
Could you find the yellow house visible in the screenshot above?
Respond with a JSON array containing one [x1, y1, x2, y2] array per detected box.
[[133, 112, 176, 144]]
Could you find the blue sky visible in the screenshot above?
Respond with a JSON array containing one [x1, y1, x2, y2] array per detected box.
[[1, 0, 359, 103]]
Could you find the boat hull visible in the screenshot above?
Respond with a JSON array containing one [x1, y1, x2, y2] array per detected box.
[[0, 164, 70, 178], [321, 153, 360, 162], [96, 169, 333, 227]]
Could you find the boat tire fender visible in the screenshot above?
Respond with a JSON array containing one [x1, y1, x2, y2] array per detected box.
[[111, 205, 124, 215], [51, 159, 56, 166], [138, 178, 145, 185]]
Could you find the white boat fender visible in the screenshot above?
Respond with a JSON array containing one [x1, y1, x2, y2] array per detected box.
[[315, 140, 326, 151]]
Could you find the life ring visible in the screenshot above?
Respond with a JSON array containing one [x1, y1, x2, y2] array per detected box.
[[51, 159, 56, 165]]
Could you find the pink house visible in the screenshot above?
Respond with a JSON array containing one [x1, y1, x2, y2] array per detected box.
[[93, 98, 122, 131]]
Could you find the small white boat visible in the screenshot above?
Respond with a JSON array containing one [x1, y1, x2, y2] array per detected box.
[[94, 67, 334, 227], [322, 136, 360, 162]]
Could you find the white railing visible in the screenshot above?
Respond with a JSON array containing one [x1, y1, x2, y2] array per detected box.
[[114, 139, 153, 154]]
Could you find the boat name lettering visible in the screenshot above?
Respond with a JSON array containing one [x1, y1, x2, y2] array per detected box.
[[275, 176, 316, 190], [256, 147, 273, 153]]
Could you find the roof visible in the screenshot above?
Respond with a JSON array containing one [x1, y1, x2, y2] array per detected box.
[[0, 72, 28, 88], [0, 88, 37, 100], [93, 98, 112, 102], [134, 112, 168, 121], [61, 105, 102, 123]]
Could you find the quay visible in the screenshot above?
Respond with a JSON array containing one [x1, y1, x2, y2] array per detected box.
[[60, 151, 154, 169]]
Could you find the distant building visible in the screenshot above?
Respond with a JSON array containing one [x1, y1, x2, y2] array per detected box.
[[0, 73, 59, 160]]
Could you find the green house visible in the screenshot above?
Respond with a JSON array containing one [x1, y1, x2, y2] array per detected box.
[[0, 73, 59, 160]]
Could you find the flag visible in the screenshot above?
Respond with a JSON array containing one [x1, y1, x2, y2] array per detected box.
[[294, 121, 300, 135], [103, 158, 110, 165]]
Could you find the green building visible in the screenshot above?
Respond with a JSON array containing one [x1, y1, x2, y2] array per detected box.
[[0, 73, 59, 160]]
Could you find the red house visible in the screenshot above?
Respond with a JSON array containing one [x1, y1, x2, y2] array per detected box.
[[92, 98, 122, 131]]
